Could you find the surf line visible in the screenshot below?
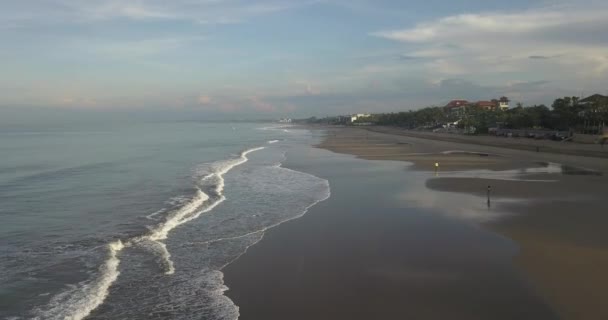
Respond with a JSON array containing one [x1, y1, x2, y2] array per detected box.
[[33, 147, 265, 320]]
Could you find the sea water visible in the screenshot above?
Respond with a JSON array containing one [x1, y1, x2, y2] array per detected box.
[[0, 121, 329, 319]]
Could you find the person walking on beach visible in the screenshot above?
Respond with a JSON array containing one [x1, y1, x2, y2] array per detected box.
[[487, 185, 491, 207]]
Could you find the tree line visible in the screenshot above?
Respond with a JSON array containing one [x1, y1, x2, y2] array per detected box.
[[356, 96, 608, 134]]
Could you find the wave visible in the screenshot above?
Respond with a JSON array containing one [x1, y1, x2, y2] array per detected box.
[[268, 140, 280, 144], [256, 124, 292, 131], [32, 147, 266, 320], [139, 147, 267, 273], [145, 208, 166, 221], [168, 159, 331, 320], [147, 188, 209, 243], [32, 240, 124, 320]]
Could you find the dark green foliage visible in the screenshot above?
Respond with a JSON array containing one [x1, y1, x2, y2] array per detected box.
[[372, 107, 458, 128], [298, 95, 607, 134], [372, 96, 607, 133]]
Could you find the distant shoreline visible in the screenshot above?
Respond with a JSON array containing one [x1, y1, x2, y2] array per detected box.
[[314, 124, 608, 159]]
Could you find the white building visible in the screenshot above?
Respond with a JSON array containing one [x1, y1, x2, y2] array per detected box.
[[350, 113, 371, 122], [497, 96, 510, 110], [278, 118, 292, 123]]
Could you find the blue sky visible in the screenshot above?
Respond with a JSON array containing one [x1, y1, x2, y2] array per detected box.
[[1, 0, 608, 119]]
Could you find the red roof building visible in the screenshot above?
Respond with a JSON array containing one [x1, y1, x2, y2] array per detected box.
[[473, 100, 497, 110], [445, 100, 469, 109], [445, 97, 510, 114]]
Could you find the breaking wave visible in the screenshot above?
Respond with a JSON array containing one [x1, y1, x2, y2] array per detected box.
[[32, 240, 124, 320], [32, 147, 266, 320]]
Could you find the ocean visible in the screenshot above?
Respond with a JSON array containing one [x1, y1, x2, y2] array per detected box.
[[0, 121, 330, 320]]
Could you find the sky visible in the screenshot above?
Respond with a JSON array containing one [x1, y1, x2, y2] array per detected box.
[[1, 0, 608, 120]]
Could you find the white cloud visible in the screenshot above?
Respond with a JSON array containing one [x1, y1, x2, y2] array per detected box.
[[85, 36, 206, 58], [84, 2, 176, 20], [371, 6, 607, 43], [198, 95, 212, 105], [1, 0, 319, 26], [371, 3, 608, 80]]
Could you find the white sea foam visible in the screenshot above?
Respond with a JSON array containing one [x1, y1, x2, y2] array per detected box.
[[268, 140, 280, 144], [212, 147, 265, 195], [140, 147, 265, 274], [33, 240, 124, 320], [174, 162, 331, 320], [32, 146, 266, 320], [256, 125, 292, 131], [145, 208, 166, 221], [213, 180, 331, 269], [148, 188, 209, 242]]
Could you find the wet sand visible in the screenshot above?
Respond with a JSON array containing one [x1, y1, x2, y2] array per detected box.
[[223, 143, 558, 320], [366, 126, 608, 159], [315, 126, 608, 320]]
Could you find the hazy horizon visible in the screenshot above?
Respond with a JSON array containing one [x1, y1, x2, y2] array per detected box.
[[2, 0, 608, 121]]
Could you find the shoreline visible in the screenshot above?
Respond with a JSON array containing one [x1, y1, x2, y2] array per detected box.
[[351, 125, 608, 159], [316, 126, 608, 320], [223, 125, 608, 319], [223, 135, 558, 319]]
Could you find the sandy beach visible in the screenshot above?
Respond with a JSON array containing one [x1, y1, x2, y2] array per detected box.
[[224, 126, 608, 320], [318, 126, 608, 320]]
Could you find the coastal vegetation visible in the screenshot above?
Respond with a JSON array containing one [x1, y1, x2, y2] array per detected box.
[[303, 95, 608, 135]]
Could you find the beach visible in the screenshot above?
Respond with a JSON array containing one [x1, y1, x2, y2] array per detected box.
[[224, 126, 608, 320]]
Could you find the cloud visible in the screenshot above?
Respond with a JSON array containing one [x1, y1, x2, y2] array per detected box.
[[371, 3, 608, 78], [59, 95, 99, 108], [528, 55, 551, 60], [399, 55, 425, 61], [1, 0, 319, 27], [372, 12, 567, 43], [272, 77, 559, 114], [3, 0, 607, 116], [198, 95, 212, 105], [86, 36, 206, 59], [249, 96, 276, 112], [290, 80, 322, 96], [305, 83, 321, 95], [189, 93, 302, 114], [83, 2, 176, 20]]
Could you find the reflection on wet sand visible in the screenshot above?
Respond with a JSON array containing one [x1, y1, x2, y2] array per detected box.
[[318, 126, 608, 320]]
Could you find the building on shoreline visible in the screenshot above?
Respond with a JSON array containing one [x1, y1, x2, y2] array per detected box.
[[350, 113, 371, 122], [578, 94, 607, 135], [472, 100, 497, 110], [445, 100, 469, 115], [446, 97, 510, 114], [497, 96, 510, 110]]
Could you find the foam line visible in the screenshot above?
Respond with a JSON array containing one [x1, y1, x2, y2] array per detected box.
[[34, 240, 124, 320], [145, 209, 165, 221]]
